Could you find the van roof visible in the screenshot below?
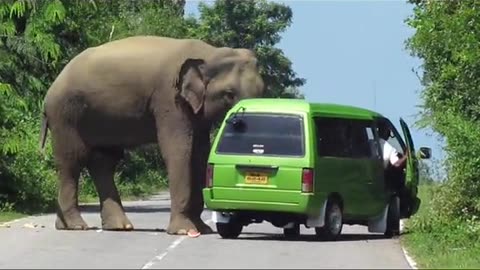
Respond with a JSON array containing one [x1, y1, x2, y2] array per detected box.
[[232, 98, 384, 118]]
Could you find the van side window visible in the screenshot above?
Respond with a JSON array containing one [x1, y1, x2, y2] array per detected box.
[[349, 120, 377, 159], [314, 117, 351, 157], [314, 117, 378, 159], [366, 126, 381, 158]]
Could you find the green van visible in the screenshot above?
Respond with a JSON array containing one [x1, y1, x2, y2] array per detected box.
[[203, 98, 431, 240]]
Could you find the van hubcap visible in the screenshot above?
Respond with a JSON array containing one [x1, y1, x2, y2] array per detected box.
[[328, 204, 342, 234]]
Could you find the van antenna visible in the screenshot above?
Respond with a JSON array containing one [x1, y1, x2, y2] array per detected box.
[[238, 106, 246, 115]]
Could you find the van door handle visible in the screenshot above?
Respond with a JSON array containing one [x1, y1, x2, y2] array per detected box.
[[236, 164, 279, 170], [235, 164, 279, 173]]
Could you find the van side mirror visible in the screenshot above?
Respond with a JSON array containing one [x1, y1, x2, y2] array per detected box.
[[418, 147, 432, 159]]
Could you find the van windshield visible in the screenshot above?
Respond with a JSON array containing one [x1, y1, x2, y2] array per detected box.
[[216, 113, 305, 157]]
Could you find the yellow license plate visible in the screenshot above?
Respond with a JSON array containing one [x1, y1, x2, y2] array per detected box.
[[244, 172, 268, 184]]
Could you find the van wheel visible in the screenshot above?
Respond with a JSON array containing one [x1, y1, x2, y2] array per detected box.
[[385, 196, 400, 238], [216, 222, 242, 239], [283, 223, 300, 238], [315, 200, 343, 241]]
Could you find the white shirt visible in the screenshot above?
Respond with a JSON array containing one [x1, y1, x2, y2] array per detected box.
[[379, 139, 400, 168]]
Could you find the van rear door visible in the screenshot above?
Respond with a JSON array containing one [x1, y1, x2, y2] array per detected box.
[[210, 112, 310, 203]]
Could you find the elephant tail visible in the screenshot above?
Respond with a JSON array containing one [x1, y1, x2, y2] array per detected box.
[[39, 111, 49, 155]]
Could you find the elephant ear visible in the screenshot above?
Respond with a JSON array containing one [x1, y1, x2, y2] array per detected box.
[[176, 58, 207, 114]]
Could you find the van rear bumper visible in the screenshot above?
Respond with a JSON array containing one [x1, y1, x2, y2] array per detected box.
[[203, 187, 326, 215]]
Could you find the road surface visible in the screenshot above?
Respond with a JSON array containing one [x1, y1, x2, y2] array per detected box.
[[0, 192, 412, 269]]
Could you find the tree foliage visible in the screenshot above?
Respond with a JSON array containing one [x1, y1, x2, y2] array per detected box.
[[0, 0, 304, 212], [406, 0, 480, 221], [187, 0, 305, 98]]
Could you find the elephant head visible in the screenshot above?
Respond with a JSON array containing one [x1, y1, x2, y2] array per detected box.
[[175, 47, 264, 122]]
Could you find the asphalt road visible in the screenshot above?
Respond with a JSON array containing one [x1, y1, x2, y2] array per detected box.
[[0, 192, 412, 269]]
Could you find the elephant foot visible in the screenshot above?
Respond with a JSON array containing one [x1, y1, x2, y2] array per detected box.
[[101, 215, 134, 231], [166, 215, 213, 236], [55, 214, 89, 230], [166, 214, 198, 235]]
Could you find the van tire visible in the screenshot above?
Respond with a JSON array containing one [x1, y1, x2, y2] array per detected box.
[[315, 199, 343, 241], [283, 223, 300, 238], [216, 222, 242, 239], [385, 196, 400, 238]]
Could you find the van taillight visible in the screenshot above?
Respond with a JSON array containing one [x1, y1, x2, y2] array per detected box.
[[206, 164, 214, 188], [302, 168, 314, 193]]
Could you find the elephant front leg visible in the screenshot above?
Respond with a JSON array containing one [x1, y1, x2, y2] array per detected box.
[[157, 125, 203, 235], [164, 151, 198, 235]]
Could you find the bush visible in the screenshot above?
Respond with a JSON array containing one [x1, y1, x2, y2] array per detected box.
[[0, 118, 57, 214], [78, 145, 168, 202], [427, 113, 480, 221], [406, 184, 480, 248], [0, 117, 169, 212], [406, 0, 480, 224]]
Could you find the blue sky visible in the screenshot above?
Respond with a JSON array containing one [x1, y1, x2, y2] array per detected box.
[[185, 0, 445, 172]]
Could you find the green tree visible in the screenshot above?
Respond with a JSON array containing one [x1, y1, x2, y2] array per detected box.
[[0, 0, 305, 213], [406, 0, 480, 220], [0, 0, 70, 211], [186, 0, 305, 98]]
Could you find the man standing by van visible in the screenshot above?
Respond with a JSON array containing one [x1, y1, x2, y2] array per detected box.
[[378, 122, 411, 221]]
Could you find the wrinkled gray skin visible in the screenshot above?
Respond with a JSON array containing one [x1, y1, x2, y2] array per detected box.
[[39, 36, 264, 234]]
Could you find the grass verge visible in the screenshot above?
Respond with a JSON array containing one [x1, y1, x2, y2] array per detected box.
[[0, 211, 27, 223], [402, 185, 480, 269]]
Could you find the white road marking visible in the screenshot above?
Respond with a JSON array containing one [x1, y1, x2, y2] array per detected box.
[[402, 247, 418, 270], [141, 236, 186, 269], [141, 219, 213, 269], [400, 220, 418, 269]]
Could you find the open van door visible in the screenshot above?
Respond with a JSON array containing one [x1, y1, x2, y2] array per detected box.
[[399, 118, 421, 218]]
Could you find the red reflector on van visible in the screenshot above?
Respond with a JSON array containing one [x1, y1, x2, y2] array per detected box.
[[302, 168, 314, 193], [206, 163, 214, 188]]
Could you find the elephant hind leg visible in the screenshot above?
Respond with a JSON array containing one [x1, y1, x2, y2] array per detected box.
[[87, 148, 133, 231], [52, 128, 89, 230], [54, 164, 89, 230]]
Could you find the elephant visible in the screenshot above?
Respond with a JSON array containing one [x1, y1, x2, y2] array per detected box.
[[38, 35, 265, 235]]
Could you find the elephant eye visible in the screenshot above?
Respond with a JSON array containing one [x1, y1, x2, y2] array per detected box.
[[225, 90, 235, 100]]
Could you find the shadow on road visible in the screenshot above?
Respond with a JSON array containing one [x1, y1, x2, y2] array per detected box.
[[108, 228, 167, 233], [79, 205, 171, 214], [76, 226, 167, 233], [232, 232, 391, 242]]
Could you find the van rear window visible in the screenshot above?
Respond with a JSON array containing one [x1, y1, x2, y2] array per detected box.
[[216, 113, 305, 156]]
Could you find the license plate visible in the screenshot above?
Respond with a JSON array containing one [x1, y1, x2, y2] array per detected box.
[[244, 172, 268, 184]]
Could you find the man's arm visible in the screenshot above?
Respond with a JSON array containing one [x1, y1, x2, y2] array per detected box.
[[384, 140, 409, 168], [392, 149, 409, 168]]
